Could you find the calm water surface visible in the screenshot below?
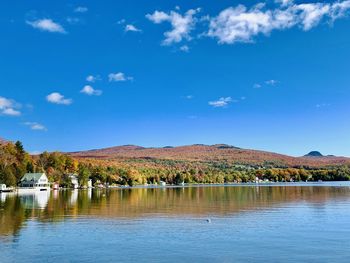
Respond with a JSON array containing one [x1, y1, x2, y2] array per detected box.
[[1, 182, 350, 262]]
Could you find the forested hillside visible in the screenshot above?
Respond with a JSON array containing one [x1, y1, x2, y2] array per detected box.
[[70, 144, 350, 167], [1, 140, 350, 187]]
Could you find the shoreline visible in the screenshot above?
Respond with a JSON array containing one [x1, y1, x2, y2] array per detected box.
[[2, 181, 349, 195], [60, 181, 350, 190]]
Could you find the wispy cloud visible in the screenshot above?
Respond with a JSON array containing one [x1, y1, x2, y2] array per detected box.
[[146, 8, 201, 45], [24, 122, 47, 131], [207, 1, 350, 44], [316, 103, 331, 108], [2, 108, 21, 116], [0, 96, 21, 116], [74, 6, 88, 13], [80, 85, 102, 96], [209, 97, 235, 108], [46, 92, 72, 105], [265, 79, 279, 85], [180, 45, 190, 52], [117, 19, 126, 24], [108, 72, 133, 82], [26, 19, 66, 33], [254, 80, 279, 88], [66, 17, 81, 25], [86, 75, 100, 83], [147, 1, 350, 46], [0, 97, 13, 110], [118, 19, 142, 32], [125, 24, 142, 32]]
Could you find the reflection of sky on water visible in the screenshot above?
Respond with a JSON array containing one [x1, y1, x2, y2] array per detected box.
[[0, 183, 350, 262], [0, 183, 350, 243]]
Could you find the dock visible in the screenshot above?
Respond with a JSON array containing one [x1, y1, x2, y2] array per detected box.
[[0, 184, 14, 193]]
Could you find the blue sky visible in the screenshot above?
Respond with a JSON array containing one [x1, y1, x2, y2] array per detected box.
[[1, 0, 350, 156]]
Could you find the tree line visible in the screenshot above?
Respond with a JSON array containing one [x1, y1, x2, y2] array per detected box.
[[1, 141, 350, 187]]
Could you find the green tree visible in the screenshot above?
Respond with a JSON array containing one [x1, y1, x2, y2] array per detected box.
[[174, 172, 184, 185], [78, 163, 91, 187]]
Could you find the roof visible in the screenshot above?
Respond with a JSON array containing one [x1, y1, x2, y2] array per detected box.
[[20, 173, 46, 182], [68, 174, 78, 179]]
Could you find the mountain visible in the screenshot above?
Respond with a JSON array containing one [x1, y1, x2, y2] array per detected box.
[[0, 137, 8, 145], [69, 144, 350, 167], [304, 151, 324, 157]]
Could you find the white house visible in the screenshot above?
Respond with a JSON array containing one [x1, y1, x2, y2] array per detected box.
[[68, 174, 79, 189], [0, 184, 7, 191], [18, 173, 50, 192], [87, 179, 92, 188]]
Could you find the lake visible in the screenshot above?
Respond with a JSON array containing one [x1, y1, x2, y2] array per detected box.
[[1, 182, 350, 262]]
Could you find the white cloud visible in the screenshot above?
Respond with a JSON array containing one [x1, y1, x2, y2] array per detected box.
[[0, 96, 21, 116], [297, 3, 331, 30], [46, 92, 72, 105], [331, 0, 350, 19], [118, 19, 141, 32], [185, 95, 193, 99], [86, 75, 100, 82], [86, 75, 95, 82], [209, 97, 234, 108], [180, 45, 190, 52], [208, 1, 350, 44], [275, 0, 294, 7], [208, 5, 291, 44], [80, 85, 102, 96], [146, 11, 171, 24], [108, 72, 133, 82], [265, 79, 279, 85], [26, 19, 66, 33], [0, 97, 12, 109], [117, 19, 126, 24], [2, 108, 21, 116], [24, 122, 47, 131], [74, 6, 88, 13], [146, 8, 200, 45], [146, 1, 350, 46], [125, 24, 141, 32], [253, 83, 262, 89]]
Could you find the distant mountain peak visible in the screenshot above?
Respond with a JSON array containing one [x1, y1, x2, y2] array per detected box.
[[0, 137, 9, 145], [304, 151, 323, 157]]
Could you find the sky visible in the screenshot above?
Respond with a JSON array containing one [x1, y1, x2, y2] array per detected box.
[[1, 0, 350, 157]]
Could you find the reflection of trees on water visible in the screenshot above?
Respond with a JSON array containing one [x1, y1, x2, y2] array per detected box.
[[1, 185, 350, 240]]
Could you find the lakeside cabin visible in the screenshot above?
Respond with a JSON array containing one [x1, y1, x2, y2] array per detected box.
[[68, 174, 79, 189], [18, 173, 50, 192], [68, 174, 93, 189], [87, 179, 92, 188]]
